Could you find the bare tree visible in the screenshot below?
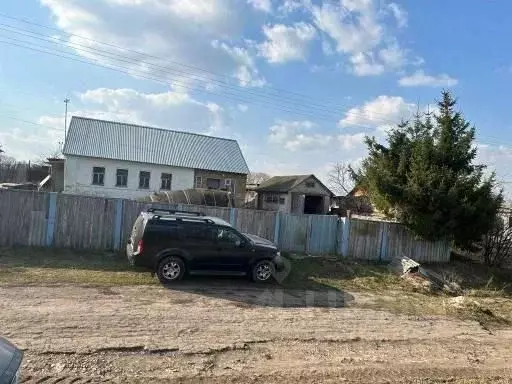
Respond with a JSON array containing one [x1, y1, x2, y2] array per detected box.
[[327, 162, 354, 196], [482, 221, 512, 267], [247, 172, 271, 185]]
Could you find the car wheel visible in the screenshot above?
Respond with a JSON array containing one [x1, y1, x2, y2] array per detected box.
[[157, 256, 185, 284], [252, 260, 275, 283]]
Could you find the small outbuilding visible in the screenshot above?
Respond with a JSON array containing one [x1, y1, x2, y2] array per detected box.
[[254, 174, 333, 215]]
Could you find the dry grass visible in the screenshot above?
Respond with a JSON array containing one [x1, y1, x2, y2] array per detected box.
[[0, 247, 157, 286], [1, 247, 511, 326], [283, 256, 512, 326]]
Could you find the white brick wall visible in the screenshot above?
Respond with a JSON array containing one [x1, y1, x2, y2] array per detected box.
[[64, 156, 195, 199]]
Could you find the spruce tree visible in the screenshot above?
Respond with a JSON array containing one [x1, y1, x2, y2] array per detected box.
[[359, 91, 502, 247]]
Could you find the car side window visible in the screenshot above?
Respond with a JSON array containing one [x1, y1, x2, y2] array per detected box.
[[217, 228, 242, 246], [185, 225, 216, 243]]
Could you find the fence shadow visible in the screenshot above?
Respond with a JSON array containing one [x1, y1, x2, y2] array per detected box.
[[163, 276, 354, 308]]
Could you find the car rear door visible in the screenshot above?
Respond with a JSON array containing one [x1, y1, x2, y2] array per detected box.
[[182, 224, 219, 271]]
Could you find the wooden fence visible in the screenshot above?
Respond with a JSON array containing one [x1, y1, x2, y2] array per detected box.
[[0, 190, 451, 262]]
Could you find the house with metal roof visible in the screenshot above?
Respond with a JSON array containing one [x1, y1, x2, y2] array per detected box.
[[62, 116, 249, 203], [254, 174, 333, 214]]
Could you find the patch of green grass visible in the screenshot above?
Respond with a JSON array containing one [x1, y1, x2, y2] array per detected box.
[[0, 247, 157, 286]]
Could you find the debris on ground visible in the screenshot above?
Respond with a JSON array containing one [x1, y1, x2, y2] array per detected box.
[[389, 255, 462, 295]]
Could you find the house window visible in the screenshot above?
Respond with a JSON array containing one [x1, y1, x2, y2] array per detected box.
[[206, 178, 221, 189], [305, 181, 315, 188], [161, 173, 172, 190], [116, 169, 128, 187], [92, 167, 105, 186], [139, 171, 150, 189], [279, 197, 285, 205], [225, 179, 232, 189], [265, 193, 279, 203], [195, 176, 202, 189]]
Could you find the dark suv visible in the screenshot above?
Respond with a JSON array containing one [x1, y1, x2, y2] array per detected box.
[[126, 209, 284, 284]]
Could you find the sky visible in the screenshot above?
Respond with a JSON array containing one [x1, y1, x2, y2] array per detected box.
[[0, 0, 511, 194]]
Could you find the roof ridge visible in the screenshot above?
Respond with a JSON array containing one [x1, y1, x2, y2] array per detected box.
[[70, 115, 238, 143]]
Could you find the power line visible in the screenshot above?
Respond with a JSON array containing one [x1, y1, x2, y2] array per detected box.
[[0, 112, 64, 131], [0, 13, 407, 123], [0, 35, 404, 131], [0, 24, 364, 123], [2, 14, 511, 150]]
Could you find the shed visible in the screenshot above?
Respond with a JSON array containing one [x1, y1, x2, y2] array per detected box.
[[254, 174, 333, 214]]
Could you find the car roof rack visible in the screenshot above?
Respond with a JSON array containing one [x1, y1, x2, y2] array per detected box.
[[151, 214, 215, 225], [147, 208, 204, 216]]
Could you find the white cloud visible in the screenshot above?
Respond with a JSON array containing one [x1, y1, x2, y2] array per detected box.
[[311, 0, 409, 76], [247, 0, 272, 13], [237, 104, 249, 112], [312, 1, 382, 55], [0, 119, 64, 161], [269, 120, 315, 144], [40, 0, 263, 88], [212, 40, 266, 87], [378, 42, 406, 69], [71, 88, 231, 137], [388, 3, 408, 28], [339, 95, 415, 131], [258, 22, 317, 63], [350, 52, 385, 76], [399, 70, 458, 87], [338, 132, 366, 150], [268, 120, 332, 151], [278, 0, 310, 14], [268, 119, 367, 152]]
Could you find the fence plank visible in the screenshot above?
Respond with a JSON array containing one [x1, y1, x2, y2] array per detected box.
[[54, 194, 116, 249], [307, 215, 338, 254], [235, 208, 276, 241], [279, 214, 309, 252], [0, 190, 49, 247]]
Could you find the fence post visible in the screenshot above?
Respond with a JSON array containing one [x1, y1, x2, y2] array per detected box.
[[274, 212, 281, 245], [379, 222, 389, 261], [340, 216, 351, 257], [113, 199, 124, 250], [45, 192, 57, 247], [229, 207, 237, 227]]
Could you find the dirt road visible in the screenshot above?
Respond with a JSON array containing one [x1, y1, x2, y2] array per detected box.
[[1, 282, 512, 383]]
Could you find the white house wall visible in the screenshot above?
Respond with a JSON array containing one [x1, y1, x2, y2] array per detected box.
[[64, 156, 195, 199]]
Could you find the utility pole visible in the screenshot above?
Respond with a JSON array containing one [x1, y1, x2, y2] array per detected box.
[[64, 98, 70, 144]]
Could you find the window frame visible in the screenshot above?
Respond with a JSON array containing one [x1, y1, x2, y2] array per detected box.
[[206, 177, 221, 190], [138, 171, 151, 189], [195, 176, 202, 189], [92, 166, 105, 186], [216, 227, 243, 246], [160, 173, 172, 191], [264, 193, 279, 203], [115, 168, 128, 187]]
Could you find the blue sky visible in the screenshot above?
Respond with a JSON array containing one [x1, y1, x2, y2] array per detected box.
[[0, 0, 511, 193]]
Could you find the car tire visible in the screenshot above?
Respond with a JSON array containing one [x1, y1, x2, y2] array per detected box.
[[251, 260, 275, 283], [157, 256, 185, 284]]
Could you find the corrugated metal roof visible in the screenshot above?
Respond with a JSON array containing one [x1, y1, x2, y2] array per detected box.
[[255, 175, 313, 192], [63, 117, 249, 174]]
